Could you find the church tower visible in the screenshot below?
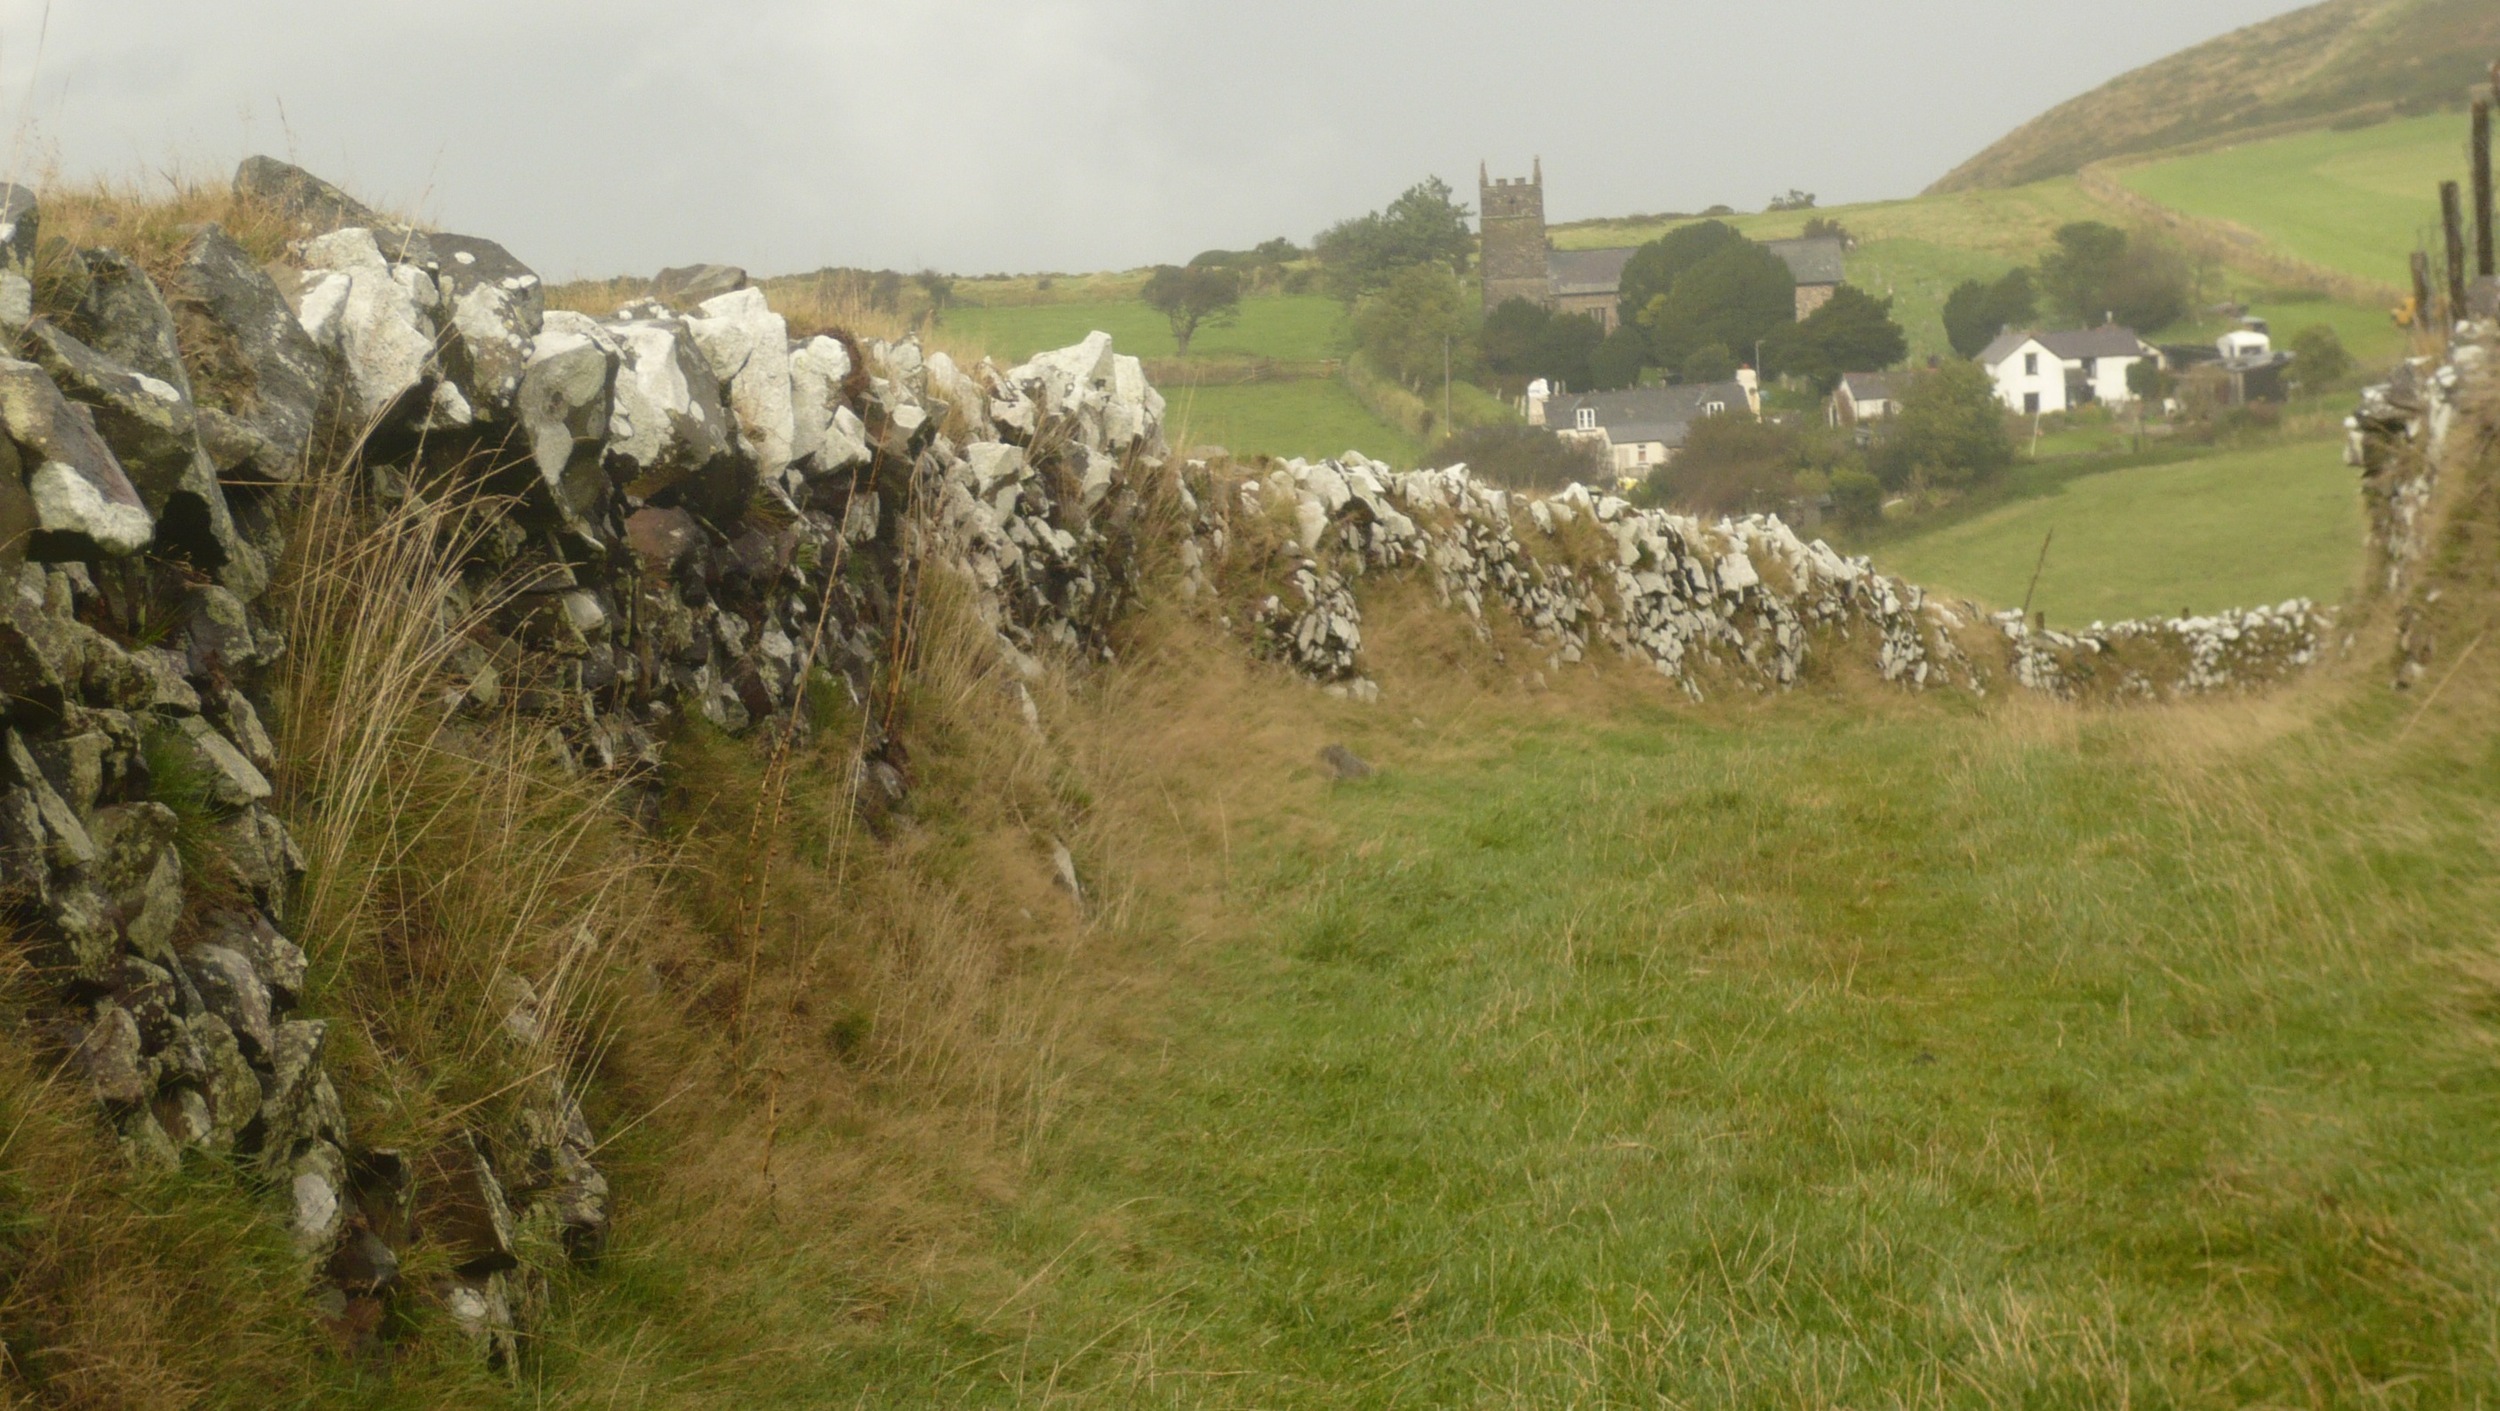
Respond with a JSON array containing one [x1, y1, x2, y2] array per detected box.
[[1478, 159, 1552, 313]]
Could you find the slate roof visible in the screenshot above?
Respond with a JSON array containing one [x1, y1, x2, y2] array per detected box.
[[1837, 372, 1894, 403], [1547, 247, 1636, 298], [1548, 381, 1750, 449], [1979, 327, 2154, 365], [1763, 236, 1846, 286]]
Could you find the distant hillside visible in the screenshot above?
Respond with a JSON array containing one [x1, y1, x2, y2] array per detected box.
[[1929, 0, 2499, 194]]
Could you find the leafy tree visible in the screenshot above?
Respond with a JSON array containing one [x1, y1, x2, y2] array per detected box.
[[1678, 341, 1738, 383], [1616, 221, 1745, 333], [1353, 264, 1477, 390], [1587, 325, 1649, 391], [1871, 362, 2013, 491], [1314, 177, 1474, 304], [2037, 222, 2190, 334], [1943, 268, 2039, 359], [2290, 323, 2353, 387], [1641, 241, 1794, 372], [1769, 285, 1907, 393], [1637, 414, 1796, 517], [1768, 189, 1817, 212], [1425, 424, 1607, 490], [1481, 299, 1601, 392], [1140, 264, 1244, 356], [1831, 467, 1884, 529], [1801, 216, 1855, 247], [913, 270, 955, 323]]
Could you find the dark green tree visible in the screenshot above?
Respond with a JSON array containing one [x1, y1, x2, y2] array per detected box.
[[1943, 268, 2038, 359], [1641, 241, 1795, 372], [2038, 222, 2189, 334], [1770, 285, 1907, 393], [1481, 299, 1601, 391], [1314, 177, 1475, 304], [1678, 341, 1738, 383], [1140, 264, 1244, 356], [1616, 221, 1745, 333], [1871, 362, 2014, 491], [1587, 325, 1649, 391]]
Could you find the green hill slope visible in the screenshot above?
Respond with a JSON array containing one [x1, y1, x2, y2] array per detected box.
[[2114, 112, 2455, 283], [1930, 0, 2499, 194]]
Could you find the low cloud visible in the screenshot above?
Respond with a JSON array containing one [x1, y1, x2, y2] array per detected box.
[[0, 0, 2309, 281]]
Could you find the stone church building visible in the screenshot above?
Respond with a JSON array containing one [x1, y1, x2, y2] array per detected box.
[[1480, 163, 1843, 331]]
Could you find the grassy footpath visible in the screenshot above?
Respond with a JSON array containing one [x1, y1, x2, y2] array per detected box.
[[1868, 436, 2363, 624], [799, 679, 2500, 1407], [2116, 114, 2458, 284]]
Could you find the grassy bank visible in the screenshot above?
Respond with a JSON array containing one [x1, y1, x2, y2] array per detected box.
[[1867, 436, 2364, 624]]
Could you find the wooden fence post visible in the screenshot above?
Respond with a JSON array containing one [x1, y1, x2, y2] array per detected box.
[[2441, 181, 2468, 325], [2413, 250, 2436, 333]]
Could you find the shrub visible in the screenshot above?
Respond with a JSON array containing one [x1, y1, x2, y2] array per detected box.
[[1831, 468, 1884, 529], [1637, 414, 1798, 517], [1425, 424, 1607, 490]]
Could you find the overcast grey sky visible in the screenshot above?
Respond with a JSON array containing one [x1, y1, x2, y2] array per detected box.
[[0, 0, 2311, 282]]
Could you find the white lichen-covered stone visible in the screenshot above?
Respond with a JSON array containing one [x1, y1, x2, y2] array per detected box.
[[295, 228, 439, 422], [685, 288, 794, 479], [599, 314, 730, 489]]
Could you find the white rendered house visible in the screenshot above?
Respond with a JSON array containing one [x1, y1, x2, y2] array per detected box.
[[1979, 327, 2162, 415]]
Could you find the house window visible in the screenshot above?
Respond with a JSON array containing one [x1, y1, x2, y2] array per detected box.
[[2085, 357, 2099, 379], [2024, 353, 2039, 376], [1705, 401, 1725, 416], [2023, 392, 2041, 415], [1575, 408, 1596, 431]]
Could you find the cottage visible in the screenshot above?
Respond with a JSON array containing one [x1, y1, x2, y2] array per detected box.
[[1530, 375, 1760, 478], [1828, 372, 1896, 427], [1979, 327, 2161, 415]]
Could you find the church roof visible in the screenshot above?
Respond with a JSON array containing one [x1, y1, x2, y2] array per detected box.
[[1547, 247, 1636, 298], [1763, 236, 1846, 287]]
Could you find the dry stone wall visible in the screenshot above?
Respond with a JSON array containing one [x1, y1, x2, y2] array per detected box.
[[2347, 326, 2496, 685], [0, 155, 2350, 1368]]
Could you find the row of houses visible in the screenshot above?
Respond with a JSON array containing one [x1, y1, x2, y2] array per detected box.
[[1527, 317, 2293, 484]]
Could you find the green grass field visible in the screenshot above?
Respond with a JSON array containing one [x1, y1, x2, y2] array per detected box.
[[1163, 378, 1423, 465], [945, 294, 1350, 365], [2117, 114, 2460, 284], [792, 685, 2500, 1406], [1870, 437, 2363, 624]]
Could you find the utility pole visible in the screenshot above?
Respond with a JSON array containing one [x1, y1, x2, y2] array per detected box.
[[1443, 335, 1452, 441]]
